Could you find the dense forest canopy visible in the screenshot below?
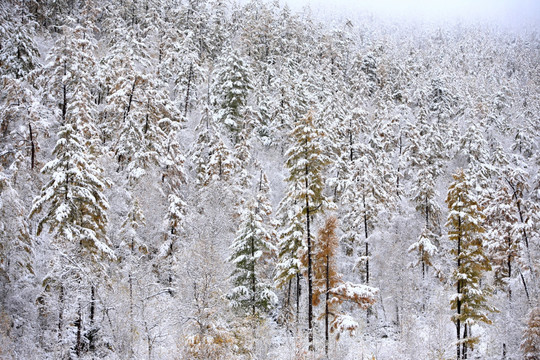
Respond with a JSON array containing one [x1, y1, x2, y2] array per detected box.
[[0, 0, 539, 359]]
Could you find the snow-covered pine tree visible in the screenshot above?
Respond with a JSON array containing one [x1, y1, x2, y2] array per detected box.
[[282, 110, 331, 349], [65, 24, 101, 151], [206, 131, 236, 185], [212, 47, 252, 136], [446, 169, 495, 360], [30, 122, 114, 357], [327, 106, 368, 204], [0, 172, 35, 356], [342, 138, 394, 284], [484, 180, 521, 291], [171, 30, 203, 116], [0, 4, 40, 79], [459, 122, 492, 188], [0, 75, 46, 172], [155, 115, 188, 294], [274, 185, 305, 321], [117, 196, 147, 358], [408, 156, 440, 278], [227, 200, 277, 316]]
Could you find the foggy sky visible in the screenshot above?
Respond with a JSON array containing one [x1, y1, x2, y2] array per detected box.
[[282, 0, 540, 27]]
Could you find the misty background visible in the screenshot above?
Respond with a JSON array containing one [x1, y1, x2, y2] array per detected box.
[[276, 0, 540, 28]]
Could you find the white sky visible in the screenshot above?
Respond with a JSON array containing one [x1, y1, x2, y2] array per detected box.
[[281, 0, 540, 27]]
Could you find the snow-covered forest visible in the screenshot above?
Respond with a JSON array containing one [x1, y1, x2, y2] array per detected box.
[[0, 0, 539, 359]]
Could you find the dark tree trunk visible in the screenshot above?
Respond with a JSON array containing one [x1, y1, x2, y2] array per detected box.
[[296, 273, 301, 322], [62, 84, 67, 123], [184, 63, 193, 117], [58, 285, 64, 343], [75, 304, 82, 357], [89, 286, 96, 351], [519, 268, 530, 303], [325, 254, 329, 357], [363, 192, 369, 284], [124, 79, 137, 122], [456, 214, 462, 360], [286, 278, 291, 308], [28, 123, 35, 169], [462, 324, 468, 359], [129, 273, 135, 359], [305, 166, 313, 351], [251, 228, 256, 317]]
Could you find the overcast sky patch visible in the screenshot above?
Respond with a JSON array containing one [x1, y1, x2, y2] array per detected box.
[[280, 0, 540, 28]]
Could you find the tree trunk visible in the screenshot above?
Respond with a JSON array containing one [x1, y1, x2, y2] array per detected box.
[[456, 319, 461, 360], [62, 84, 67, 123], [75, 304, 82, 357], [251, 228, 256, 317], [184, 63, 193, 117], [58, 285, 64, 344], [305, 167, 313, 351], [89, 286, 96, 351], [456, 214, 462, 360], [363, 192, 369, 284], [286, 278, 291, 308], [519, 268, 530, 303], [296, 273, 301, 323], [462, 324, 468, 359], [325, 253, 329, 358], [124, 79, 137, 122], [129, 274, 134, 359], [28, 123, 35, 169]]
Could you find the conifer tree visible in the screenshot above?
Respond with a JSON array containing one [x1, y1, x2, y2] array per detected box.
[[30, 123, 114, 356], [30, 124, 113, 261], [169, 30, 202, 116], [446, 169, 495, 359], [0, 76, 46, 171], [408, 159, 440, 278], [311, 215, 339, 356], [227, 200, 277, 316], [311, 216, 378, 356], [212, 48, 252, 135], [281, 111, 331, 349], [118, 196, 147, 358], [0, 5, 40, 79], [0, 173, 33, 283], [521, 306, 540, 360], [274, 189, 304, 319], [342, 139, 394, 284], [0, 172, 34, 351], [484, 183, 520, 290]]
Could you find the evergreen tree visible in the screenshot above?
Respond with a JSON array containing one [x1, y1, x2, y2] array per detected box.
[[227, 200, 277, 316], [342, 139, 394, 284], [212, 48, 252, 135], [0, 4, 40, 79], [281, 111, 331, 349], [30, 124, 113, 261], [30, 123, 114, 356], [446, 169, 495, 359], [117, 196, 147, 358], [0, 172, 35, 355]]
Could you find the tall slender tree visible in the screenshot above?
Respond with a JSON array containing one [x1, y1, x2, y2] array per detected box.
[[281, 111, 331, 349], [227, 200, 277, 316], [30, 123, 114, 356], [446, 169, 495, 359]]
